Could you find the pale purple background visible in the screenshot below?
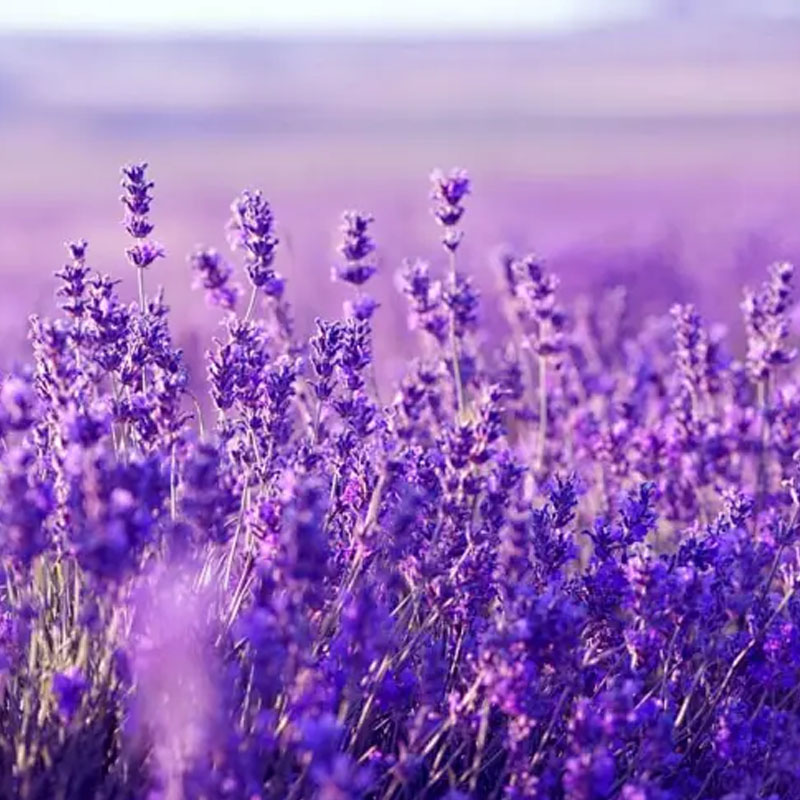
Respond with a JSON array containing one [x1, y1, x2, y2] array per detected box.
[[0, 13, 798, 382]]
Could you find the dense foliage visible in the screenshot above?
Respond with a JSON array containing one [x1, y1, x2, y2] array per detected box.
[[1, 163, 799, 800]]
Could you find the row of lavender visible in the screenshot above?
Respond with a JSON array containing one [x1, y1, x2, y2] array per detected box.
[[1, 162, 799, 799]]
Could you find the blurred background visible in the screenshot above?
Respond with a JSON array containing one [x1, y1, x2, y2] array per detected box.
[[0, 0, 799, 380]]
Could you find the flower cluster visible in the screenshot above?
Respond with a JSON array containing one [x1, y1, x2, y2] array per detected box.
[[1, 162, 800, 800]]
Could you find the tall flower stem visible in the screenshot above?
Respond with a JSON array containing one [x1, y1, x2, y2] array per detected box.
[[137, 267, 148, 395], [448, 249, 466, 420], [137, 266, 146, 315], [756, 374, 771, 505], [536, 353, 548, 472], [243, 284, 258, 323]]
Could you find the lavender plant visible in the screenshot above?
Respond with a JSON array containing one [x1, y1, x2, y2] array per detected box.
[[1, 162, 799, 800]]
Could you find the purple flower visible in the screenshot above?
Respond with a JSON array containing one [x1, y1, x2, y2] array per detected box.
[[228, 189, 281, 294], [310, 318, 345, 402], [0, 373, 38, 433], [397, 258, 448, 343], [444, 272, 479, 337], [299, 714, 372, 800], [344, 294, 379, 321], [65, 452, 168, 581], [207, 317, 269, 412], [61, 399, 112, 447], [742, 261, 796, 382], [512, 253, 566, 355], [264, 355, 299, 446], [280, 478, 329, 593], [84, 273, 131, 371], [0, 446, 53, 565], [121, 162, 164, 269], [121, 163, 153, 227], [338, 317, 372, 391], [181, 440, 238, 544], [55, 239, 91, 321], [190, 247, 240, 311], [430, 167, 471, 250], [52, 667, 88, 721], [125, 241, 165, 270], [563, 749, 616, 800], [333, 210, 377, 286]]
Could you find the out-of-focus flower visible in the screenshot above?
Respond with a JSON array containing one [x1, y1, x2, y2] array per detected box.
[[190, 247, 240, 311], [0, 446, 53, 565], [333, 210, 377, 286], [52, 667, 88, 722], [742, 261, 796, 382], [397, 258, 448, 343]]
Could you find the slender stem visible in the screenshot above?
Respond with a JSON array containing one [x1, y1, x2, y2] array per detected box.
[[756, 374, 771, 505], [224, 480, 250, 590], [313, 399, 323, 444], [187, 391, 206, 439], [110, 376, 129, 460], [137, 266, 149, 395], [448, 249, 466, 419], [674, 661, 706, 729], [536, 354, 548, 471], [467, 700, 491, 792], [225, 552, 255, 631], [243, 284, 258, 323], [169, 441, 178, 521], [137, 266, 146, 314], [73, 562, 81, 627]]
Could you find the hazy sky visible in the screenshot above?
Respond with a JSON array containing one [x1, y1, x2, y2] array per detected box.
[[0, 0, 654, 34], [1, 0, 797, 34]]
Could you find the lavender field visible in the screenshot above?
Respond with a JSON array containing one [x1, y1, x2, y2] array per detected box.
[[2, 12, 800, 800]]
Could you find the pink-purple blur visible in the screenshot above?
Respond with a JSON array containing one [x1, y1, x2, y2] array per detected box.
[[0, 6, 798, 387]]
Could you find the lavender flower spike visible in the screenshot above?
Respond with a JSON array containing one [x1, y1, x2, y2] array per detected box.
[[190, 247, 240, 311], [55, 239, 91, 323], [121, 162, 164, 312], [742, 261, 796, 384], [430, 166, 471, 252], [431, 168, 472, 415], [228, 189, 282, 300], [333, 210, 377, 286], [121, 162, 163, 266]]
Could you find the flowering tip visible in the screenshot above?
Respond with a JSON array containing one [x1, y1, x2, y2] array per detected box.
[[126, 241, 165, 269]]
